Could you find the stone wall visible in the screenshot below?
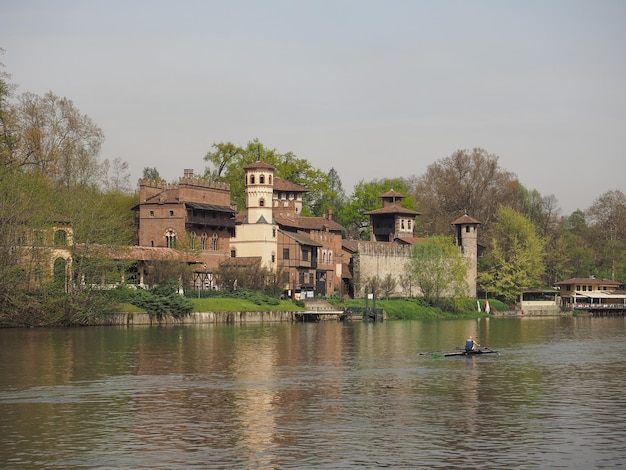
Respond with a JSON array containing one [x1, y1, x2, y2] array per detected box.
[[101, 310, 300, 325], [354, 241, 415, 297]]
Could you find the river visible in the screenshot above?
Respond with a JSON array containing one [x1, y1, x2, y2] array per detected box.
[[1, 316, 625, 469]]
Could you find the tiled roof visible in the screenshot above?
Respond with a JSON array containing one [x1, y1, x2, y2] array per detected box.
[[555, 277, 621, 286], [273, 177, 308, 193], [244, 160, 275, 170], [380, 189, 405, 199], [274, 214, 344, 232], [364, 205, 420, 216], [281, 230, 323, 247], [451, 214, 481, 225], [221, 256, 262, 267], [185, 202, 236, 214]]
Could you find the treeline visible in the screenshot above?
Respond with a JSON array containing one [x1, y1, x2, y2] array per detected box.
[[2, 50, 625, 324]]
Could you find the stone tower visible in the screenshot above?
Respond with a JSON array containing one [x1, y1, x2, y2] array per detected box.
[[452, 214, 480, 298]]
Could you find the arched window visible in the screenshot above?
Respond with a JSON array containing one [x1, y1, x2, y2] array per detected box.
[[328, 250, 333, 264], [201, 233, 208, 250], [269, 175, 272, 184], [54, 230, 67, 246], [165, 229, 176, 248], [211, 233, 218, 251], [259, 198, 265, 207], [189, 232, 196, 249], [250, 175, 255, 184], [260, 174, 265, 184]]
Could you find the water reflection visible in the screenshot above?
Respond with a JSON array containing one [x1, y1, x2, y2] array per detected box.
[[1, 317, 625, 468]]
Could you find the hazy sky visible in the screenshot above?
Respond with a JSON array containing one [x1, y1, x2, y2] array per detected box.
[[2, 0, 625, 214]]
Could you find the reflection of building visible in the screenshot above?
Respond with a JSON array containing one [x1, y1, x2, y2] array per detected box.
[[230, 160, 345, 297]]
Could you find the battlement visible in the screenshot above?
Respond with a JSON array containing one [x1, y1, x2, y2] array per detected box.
[[138, 177, 230, 192]]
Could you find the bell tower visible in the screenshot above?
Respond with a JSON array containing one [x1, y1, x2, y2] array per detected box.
[[244, 160, 274, 224]]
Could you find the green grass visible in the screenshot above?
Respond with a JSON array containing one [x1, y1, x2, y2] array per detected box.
[[191, 297, 304, 312]]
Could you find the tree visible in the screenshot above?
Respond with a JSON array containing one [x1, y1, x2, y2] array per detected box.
[[478, 206, 545, 302], [101, 157, 132, 193], [585, 190, 626, 280], [405, 235, 469, 304], [14, 91, 104, 187], [142, 167, 161, 181], [340, 178, 415, 240], [409, 148, 523, 238], [203, 139, 342, 217]]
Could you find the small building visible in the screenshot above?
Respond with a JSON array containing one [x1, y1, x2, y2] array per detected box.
[[555, 277, 626, 311], [518, 289, 561, 315]]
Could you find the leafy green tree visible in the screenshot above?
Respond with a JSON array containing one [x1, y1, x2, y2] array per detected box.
[[142, 167, 162, 181], [203, 139, 344, 217], [479, 206, 545, 302], [405, 235, 469, 304]]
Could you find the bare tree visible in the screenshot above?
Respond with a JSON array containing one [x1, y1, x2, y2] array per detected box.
[[14, 91, 104, 187]]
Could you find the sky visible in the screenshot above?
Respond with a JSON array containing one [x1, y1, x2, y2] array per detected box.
[[2, 0, 625, 215]]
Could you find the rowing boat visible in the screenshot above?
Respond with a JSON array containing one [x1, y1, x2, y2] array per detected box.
[[443, 348, 498, 357]]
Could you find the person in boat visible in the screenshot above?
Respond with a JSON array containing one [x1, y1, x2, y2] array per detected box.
[[465, 336, 479, 352]]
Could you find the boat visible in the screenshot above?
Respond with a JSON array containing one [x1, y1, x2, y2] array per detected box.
[[442, 348, 498, 357]]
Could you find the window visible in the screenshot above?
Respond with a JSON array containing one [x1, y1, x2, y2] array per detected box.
[[189, 232, 196, 249], [283, 248, 290, 260], [466, 225, 471, 233], [165, 229, 176, 248], [269, 175, 272, 184], [169, 210, 174, 217], [211, 233, 218, 251], [401, 220, 405, 229], [251, 175, 255, 184], [309, 273, 314, 285], [328, 250, 333, 264], [201, 233, 208, 250], [149, 210, 154, 218], [272, 228, 276, 238], [54, 230, 67, 246], [299, 272, 305, 285], [271, 253, 275, 263], [230, 249, 236, 258], [408, 220, 412, 230], [302, 249, 309, 261], [260, 174, 265, 184], [259, 198, 265, 207]]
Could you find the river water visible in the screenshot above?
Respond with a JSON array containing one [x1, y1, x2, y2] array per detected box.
[[1, 316, 625, 469]]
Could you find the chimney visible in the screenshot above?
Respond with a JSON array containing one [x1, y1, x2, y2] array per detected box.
[[327, 209, 333, 221], [184, 169, 194, 179]]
